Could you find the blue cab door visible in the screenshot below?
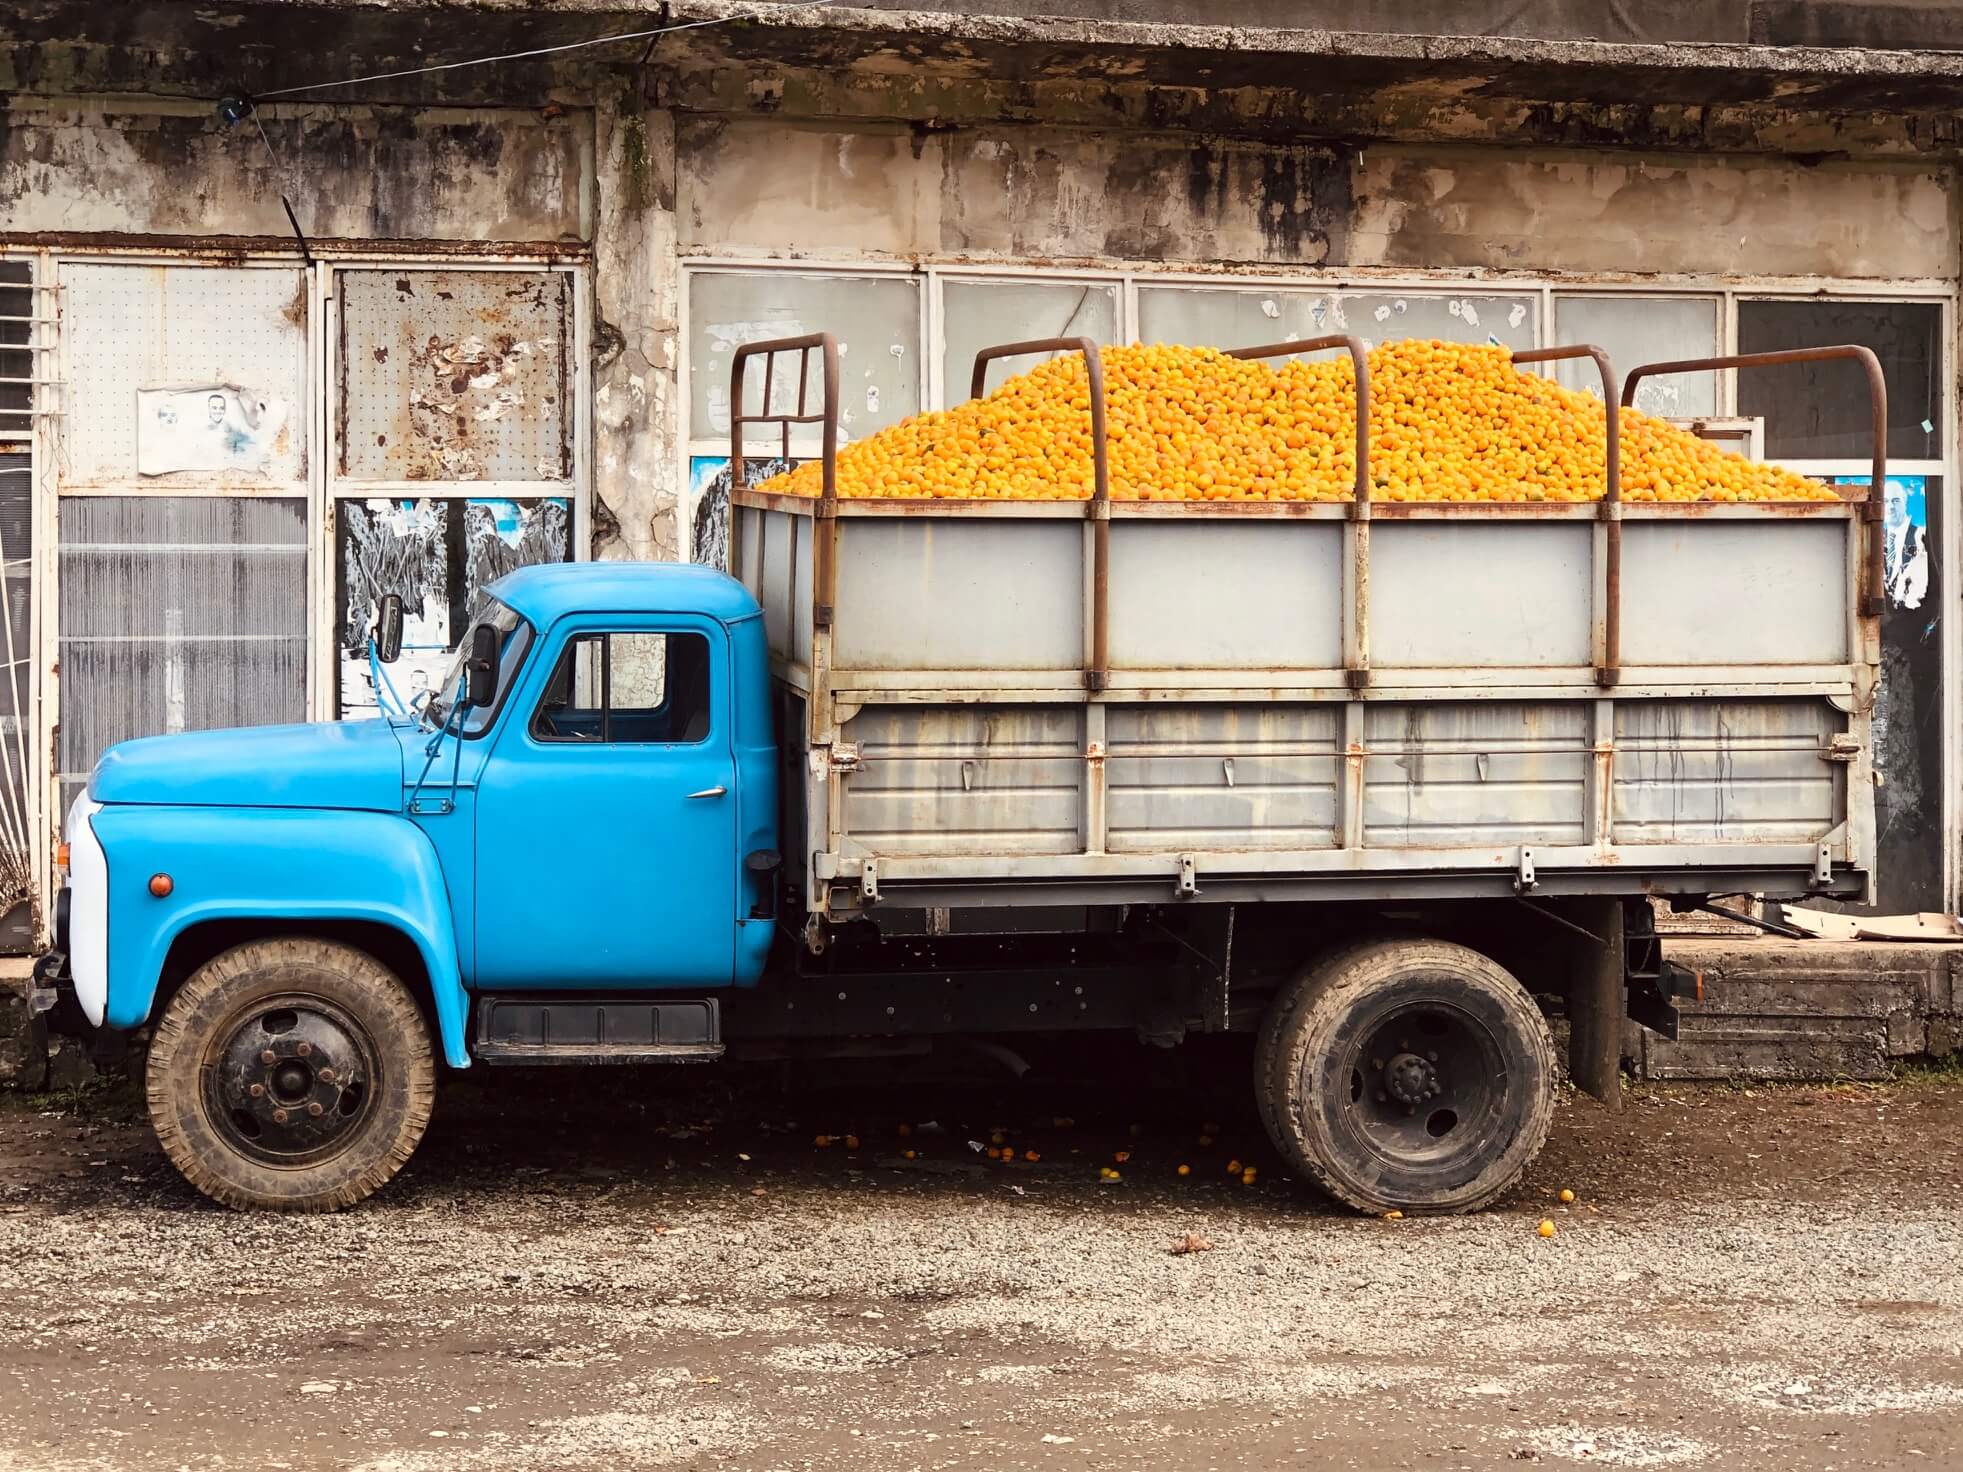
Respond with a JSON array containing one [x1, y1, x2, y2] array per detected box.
[[472, 617, 738, 988]]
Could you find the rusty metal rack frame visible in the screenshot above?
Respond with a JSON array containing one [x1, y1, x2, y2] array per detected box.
[[726, 332, 1880, 698], [731, 332, 840, 623], [1621, 344, 1888, 619]]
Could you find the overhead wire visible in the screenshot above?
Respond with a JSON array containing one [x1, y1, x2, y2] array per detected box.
[[256, 0, 841, 98]]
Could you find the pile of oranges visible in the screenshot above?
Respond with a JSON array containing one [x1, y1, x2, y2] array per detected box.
[[754, 340, 1838, 504]]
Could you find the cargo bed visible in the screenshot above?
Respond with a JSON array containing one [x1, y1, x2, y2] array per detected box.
[[727, 333, 1882, 917]]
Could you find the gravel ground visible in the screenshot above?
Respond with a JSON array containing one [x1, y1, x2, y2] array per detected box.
[[2, 1047, 1960, 1472]]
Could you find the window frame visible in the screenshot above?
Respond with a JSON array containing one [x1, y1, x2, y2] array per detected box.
[[528, 627, 715, 748]]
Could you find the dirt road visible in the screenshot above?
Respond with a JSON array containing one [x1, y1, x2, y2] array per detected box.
[[2, 1051, 1960, 1472]]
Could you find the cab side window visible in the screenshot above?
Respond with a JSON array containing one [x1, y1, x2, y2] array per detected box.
[[532, 631, 712, 744]]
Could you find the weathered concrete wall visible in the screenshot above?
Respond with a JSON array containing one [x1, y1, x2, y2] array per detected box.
[[678, 117, 1350, 266], [0, 96, 591, 244], [867, 0, 1963, 51], [1351, 148, 1958, 279], [591, 89, 682, 562], [678, 116, 1956, 280], [1653, 939, 1962, 1081]]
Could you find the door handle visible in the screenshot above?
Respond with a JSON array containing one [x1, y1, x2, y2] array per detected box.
[[685, 785, 727, 800]]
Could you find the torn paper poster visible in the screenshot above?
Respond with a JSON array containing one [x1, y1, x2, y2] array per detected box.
[[137, 386, 288, 477], [1836, 474, 1928, 611], [336, 497, 569, 719]]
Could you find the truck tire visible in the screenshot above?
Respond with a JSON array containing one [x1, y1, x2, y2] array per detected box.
[[145, 938, 436, 1211], [1257, 938, 1557, 1215]]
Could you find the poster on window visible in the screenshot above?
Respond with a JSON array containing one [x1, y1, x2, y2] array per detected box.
[[136, 386, 289, 477], [688, 454, 801, 571], [337, 497, 570, 719], [1834, 475, 1928, 611]]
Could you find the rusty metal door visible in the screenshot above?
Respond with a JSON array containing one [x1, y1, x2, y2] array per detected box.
[[327, 266, 582, 719]]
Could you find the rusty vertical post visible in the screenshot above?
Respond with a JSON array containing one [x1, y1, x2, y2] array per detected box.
[[970, 337, 1110, 692], [1225, 337, 1372, 689], [1517, 344, 1620, 688]]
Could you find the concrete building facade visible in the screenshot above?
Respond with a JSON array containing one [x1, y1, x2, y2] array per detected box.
[[1, 0, 1960, 959]]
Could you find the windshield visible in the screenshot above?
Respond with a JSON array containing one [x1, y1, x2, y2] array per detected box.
[[425, 597, 532, 737]]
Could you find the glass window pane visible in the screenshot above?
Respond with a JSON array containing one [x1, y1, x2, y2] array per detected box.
[[1135, 287, 1536, 355], [1341, 293, 1537, 352], [1738, 300, 1942, 459], [337, 269, 574, 483], [58, 497, 308, 801], [943, 280, 1118, 405], [534, 631, 709, 744], [689, 272, 921, 445], [1553, 296, 1719, 416]]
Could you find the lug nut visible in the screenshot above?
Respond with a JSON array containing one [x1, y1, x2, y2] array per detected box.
[[261, 1049, 277, 1065], [272, 1108, 289, 1124], [1427, 1051, 1439, 1063], [318, 1068, 335, 1083], [307, 1102, 324, 1117], [296, 1041, 312, 1057], [248, 1083, 264, 1098]]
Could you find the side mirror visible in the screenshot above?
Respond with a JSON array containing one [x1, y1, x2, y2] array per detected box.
[[373, 594, 404, 665], [465, 623, 500, 709]]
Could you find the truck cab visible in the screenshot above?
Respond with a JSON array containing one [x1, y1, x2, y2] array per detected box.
[[51, 563, 779, 1208]]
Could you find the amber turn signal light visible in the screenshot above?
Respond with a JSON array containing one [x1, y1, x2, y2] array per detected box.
[[148, 873, 174, 898], [53, 842, 69, 873]]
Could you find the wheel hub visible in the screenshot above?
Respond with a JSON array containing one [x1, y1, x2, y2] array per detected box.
[[1383, 1051, 1439, 1107], [207, 1000, 374, 1163]]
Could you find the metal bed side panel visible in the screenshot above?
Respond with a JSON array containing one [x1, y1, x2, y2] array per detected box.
[[1105, 520, 1343, 671], [821, 695, 1860, 880], [1621, 519, 1850, 666], [837, 704, 1085, 858], [1370, 522, 1593, 670], [1612, 697, 1841, 844], [1105, 703, 1342, 852], [832, 518, 1084, 672], [1360, 701, 1590, 847]]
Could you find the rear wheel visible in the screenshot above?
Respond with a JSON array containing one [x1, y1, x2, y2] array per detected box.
[[1257, 938, 1557, 1214], [145, 938, 435, 1211]]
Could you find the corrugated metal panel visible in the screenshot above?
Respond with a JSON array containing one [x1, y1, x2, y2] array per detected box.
[[841, 705, 1083, 856], [61, 263, 309, 486], [1107, 703, 1339, 852], [338, 270, 572, 482], [58, 497, 307, 809], [1362, 703, 1589, 847], [1613, 698, 1836, 843]]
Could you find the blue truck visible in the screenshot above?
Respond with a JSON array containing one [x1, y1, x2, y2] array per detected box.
[[35, 333, 1882, 1214]]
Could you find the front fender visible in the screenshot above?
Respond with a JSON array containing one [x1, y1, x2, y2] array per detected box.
[[90, 805, 472, 1068]]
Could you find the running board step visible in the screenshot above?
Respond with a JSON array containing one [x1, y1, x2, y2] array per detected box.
[[473, 996, 723, 1065]]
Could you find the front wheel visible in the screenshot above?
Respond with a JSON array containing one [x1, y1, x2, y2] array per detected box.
[[145, 938, 436, 1211], [1256, 938, 1558, 1215]]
